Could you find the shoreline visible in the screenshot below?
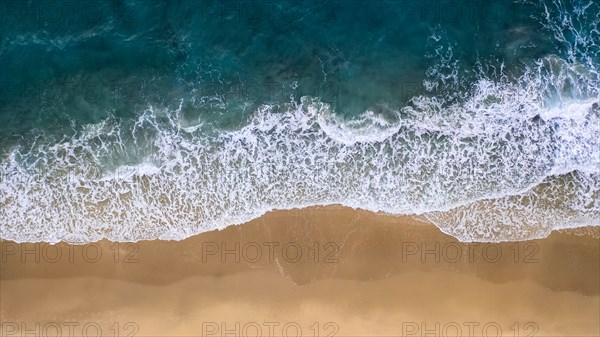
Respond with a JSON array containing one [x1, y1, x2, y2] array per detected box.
[[3, 203, 598, 245], [1, 206, 599, 336]]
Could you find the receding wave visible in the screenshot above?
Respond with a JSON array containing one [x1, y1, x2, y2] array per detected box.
[[1, 76, 598, 243], [1, 0, 598, 243]]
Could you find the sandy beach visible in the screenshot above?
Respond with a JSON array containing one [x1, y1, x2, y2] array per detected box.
[[1, 206, 599, 336], [2, 0, 599, 336]]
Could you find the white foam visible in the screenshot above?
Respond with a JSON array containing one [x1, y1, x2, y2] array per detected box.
[[99, 162, 161, 182], [317, 110, 402, 145], [1, 0, 599, 243], [1, 82, 598, 243]]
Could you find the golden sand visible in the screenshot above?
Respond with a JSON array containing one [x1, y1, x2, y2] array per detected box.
[[1, 206, 599, 336]]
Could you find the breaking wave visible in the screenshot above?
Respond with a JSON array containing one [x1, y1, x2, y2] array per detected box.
[[0, 0, 598, 243]]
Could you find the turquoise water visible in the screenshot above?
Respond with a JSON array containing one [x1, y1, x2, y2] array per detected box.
[[0, 0, 599, 243]]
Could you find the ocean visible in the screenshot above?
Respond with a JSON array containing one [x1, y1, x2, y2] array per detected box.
[[0, 0, 598, 243]]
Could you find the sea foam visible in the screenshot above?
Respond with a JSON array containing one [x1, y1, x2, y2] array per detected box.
[[1, 0, 598, 243]]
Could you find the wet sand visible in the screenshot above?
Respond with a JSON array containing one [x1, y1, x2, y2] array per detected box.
[[1, 206, 599, 336]]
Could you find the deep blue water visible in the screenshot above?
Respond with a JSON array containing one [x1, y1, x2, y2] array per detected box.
[[0, 0, 562, 137], [0, 0, 599, 243]]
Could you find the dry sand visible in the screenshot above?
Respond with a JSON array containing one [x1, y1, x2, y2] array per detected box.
[[1, 206, 599, 336]]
